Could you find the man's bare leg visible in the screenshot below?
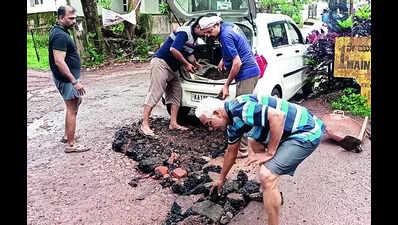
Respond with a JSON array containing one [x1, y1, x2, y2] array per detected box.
[[63, 97, 82, 141], [141, 105, 155, 135], [258, 165, 281, 225], [169, 104, 188, 130], [64, 98, 79, 147]]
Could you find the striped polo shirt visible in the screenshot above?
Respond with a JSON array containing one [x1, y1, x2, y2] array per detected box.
[[225, 94, 326, 146]]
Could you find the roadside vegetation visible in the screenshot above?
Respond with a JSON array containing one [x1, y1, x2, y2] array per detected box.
[[27, 33, 50, 70], [304, 3, 371, 117]]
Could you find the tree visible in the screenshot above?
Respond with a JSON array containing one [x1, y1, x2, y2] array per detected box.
[[80, 0, 105, 54]]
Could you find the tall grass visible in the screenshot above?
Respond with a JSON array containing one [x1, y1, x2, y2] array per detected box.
[[27, 34, 50, 70]]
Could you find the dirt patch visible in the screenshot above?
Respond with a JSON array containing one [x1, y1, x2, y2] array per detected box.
[[82, 60, 150, 75], [112, 116, 264, 224]]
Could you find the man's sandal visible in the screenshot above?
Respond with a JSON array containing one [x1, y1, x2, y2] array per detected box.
[[60, 135, 80, 143], [64, 144, 90, 153], [237, 151, 249, 158]]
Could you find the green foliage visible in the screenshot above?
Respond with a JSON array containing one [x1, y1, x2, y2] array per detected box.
[[159, 2, 169, 15], [259, 0, 304, 24], [131, 35, 164, 60], [331, 88, 371, 117], [83, 32, 105, 66], [151, 35, 164, 48], [27, 34, 50, 70], [110, 23, 125, 33], [337, 15, 353, 29], [355, 4, 371, 20], [98, 0, 112, 9], [31, 31, 50, 48]]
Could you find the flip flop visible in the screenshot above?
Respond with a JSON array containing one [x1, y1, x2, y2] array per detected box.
[[237, 150, 248, 158], [64, 144, 90, 153], [60, 135, 80, 143]]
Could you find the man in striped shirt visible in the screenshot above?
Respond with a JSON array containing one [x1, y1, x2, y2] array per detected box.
[[195, 94, 325, 225]]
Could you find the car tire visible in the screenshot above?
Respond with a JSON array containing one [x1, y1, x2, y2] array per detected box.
[[302, 81, 314, 96], [166, 104, 191, 119], [271, 87, 282, 98]]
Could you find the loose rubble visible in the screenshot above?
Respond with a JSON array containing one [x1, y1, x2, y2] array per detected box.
[[112, 117, 264, 224]]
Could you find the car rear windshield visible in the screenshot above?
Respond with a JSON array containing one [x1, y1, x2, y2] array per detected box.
[[176, 0, 249, 13]]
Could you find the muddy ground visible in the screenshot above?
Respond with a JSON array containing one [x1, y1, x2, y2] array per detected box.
[[27, 62, 371, 225]]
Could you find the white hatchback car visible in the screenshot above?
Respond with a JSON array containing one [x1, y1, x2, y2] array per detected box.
[[163, 0, 310, 117]]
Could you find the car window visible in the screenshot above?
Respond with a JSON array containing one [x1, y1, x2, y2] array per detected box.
[[189, 0, 248, 12], [286, 22, 304, 44], [268, 22, 289, 48]]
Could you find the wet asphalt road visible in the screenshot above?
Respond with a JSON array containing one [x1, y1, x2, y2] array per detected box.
[[27, 64, 371, 225]]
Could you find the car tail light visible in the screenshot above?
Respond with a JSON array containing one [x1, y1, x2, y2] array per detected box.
[[255, 55, 267, 78]]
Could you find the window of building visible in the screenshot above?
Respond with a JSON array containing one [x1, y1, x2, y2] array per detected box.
[[123, 0, 128, 12]]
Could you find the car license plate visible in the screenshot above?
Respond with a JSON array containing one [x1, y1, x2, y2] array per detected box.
[[191, 93, 215, 102]]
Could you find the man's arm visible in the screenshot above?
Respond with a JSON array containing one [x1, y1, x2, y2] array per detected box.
[[53, 50, 77, 83], [266, 107, 285, 155], [210, 141, 240, 194], [220, 55, 241, 99], [169, 47, 195, 73], [169, 31, 196, 73], [53, 50, 86, 95]]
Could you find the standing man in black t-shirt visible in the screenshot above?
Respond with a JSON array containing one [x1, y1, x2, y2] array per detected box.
[[49, 5, 90, 153]]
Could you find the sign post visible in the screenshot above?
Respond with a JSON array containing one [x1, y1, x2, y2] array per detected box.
[[333, 37, 371, 106]]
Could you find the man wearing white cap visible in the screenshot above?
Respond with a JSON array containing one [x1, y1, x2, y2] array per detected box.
[[199, 15, 260, 158]]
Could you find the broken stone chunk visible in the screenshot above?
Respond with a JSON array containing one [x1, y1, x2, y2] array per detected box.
[[154, 166, 169, 177], [239, 180, 261, 196], [203, 165, 222, 174], [128, 177, 139, 187], [191, 200, 225, 223], [249, 192, 264, 202], [137, 157, 163, 174], [236, 170, 248, 186], [172, 168, 188, 179], [171, 179, 187, 195], [220, 211, 234, 224], [226, 193, 246, 209]]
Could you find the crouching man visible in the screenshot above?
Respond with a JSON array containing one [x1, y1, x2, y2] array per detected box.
[[195, 94, 325, 225]]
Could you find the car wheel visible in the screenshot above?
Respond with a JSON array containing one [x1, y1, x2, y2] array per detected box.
[[302, 81, 314, 96], [271, 87, 282, 98]]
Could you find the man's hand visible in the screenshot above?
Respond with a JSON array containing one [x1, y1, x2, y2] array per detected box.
[[209, 178, 225, 196], [185, 63, 196, 73], [73, 82, 86, 96], [219, 85, 230, 100], [246, 151, 274, 167], [217, 59, 226, 72], [194, 62, 203, 71]]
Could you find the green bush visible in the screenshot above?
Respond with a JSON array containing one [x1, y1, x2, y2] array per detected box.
[[331, 88, 371, 117]]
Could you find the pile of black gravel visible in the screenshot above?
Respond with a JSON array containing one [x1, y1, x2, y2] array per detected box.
[[112, 117, 264, 224]]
